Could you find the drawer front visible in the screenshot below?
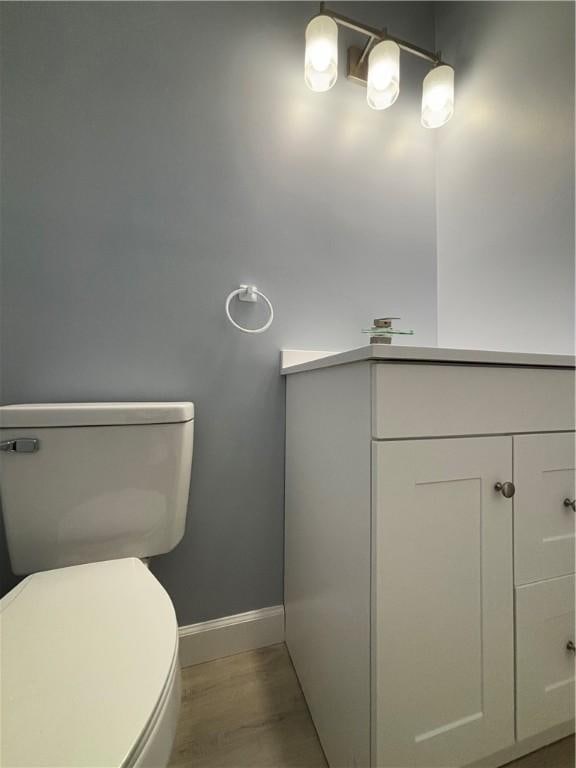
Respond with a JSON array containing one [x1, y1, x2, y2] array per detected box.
[[514, 434, 575, 585], [516, 575, 575, 741], [372, 364, 575, 439]]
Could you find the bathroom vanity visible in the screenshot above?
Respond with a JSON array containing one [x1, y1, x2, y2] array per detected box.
[[282, 346, 575, 768]]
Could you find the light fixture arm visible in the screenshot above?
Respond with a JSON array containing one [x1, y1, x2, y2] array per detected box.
[[319, 3, 443, 66], [358, 34, 378, 66]]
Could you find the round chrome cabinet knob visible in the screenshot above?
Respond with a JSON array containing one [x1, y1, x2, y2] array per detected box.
[[563, 498, 576, 511], [495, 481, 516, 498]]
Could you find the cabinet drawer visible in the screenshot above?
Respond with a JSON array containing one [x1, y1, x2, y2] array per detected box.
[[516, 575, 575, 741], [514, 434, 575, 585], [372, 364, 575, 439]]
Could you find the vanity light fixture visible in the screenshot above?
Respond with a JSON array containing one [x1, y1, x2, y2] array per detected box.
[[304, 14, 339, 92], [421, 64, 455, 128], [304, 3, 455, 127], [367, 40, 400, 110]]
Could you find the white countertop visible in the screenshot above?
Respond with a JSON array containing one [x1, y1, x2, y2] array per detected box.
[[281, 345, 576, 374]]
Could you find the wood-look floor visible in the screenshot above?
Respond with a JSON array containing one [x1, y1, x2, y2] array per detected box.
[[169, 644, 327, 768], [169, 644, 574, 768]]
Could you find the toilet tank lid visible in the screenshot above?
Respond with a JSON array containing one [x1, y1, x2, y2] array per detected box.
[[0, 401, 194, 428]]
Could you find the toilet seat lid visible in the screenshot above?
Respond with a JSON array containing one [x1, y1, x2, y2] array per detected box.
[[0, 558, 178, 768]]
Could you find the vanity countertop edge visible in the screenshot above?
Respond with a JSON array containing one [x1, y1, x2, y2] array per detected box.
[[280, 345, 576, 374]]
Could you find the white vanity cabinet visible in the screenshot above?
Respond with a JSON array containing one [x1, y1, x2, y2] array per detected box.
[[283, 347, 575, 768]]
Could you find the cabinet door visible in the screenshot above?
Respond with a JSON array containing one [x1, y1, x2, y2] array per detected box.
[[516, 575, 575, 741], [514, 433, 575, 585], [372, 437, 514, 768]]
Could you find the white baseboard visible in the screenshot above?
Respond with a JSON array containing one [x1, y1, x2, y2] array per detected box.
[[178, 605, 285, 668]]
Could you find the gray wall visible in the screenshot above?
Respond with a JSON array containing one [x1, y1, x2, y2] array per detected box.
[[435, 2, 575, 354], [0, 2, 437, 621]]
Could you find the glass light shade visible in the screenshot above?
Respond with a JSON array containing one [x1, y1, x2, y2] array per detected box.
[[304, 15, 338, 93], [367, 40, 400, 110], [421, 65, 454, 128]]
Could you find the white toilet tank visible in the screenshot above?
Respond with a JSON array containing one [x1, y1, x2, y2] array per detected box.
[[0, 402, 194, 574]]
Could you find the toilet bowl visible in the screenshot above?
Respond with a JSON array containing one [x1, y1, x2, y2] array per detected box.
[[0, 558, 180, 768]]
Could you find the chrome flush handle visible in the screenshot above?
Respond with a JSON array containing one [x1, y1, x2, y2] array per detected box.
[[495, 481, 516, 498], [0, 438, 40, 454], [563, 498, 576, 512]]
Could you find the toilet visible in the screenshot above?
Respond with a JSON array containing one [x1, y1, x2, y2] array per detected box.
[[0, 402, 194, 768]]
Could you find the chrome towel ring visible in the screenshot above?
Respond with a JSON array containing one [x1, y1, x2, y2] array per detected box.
[[225, 284, 274, 334]]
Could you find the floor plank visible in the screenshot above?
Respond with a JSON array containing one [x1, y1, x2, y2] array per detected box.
[[169, 644, 328, 768], [170, 644, 574, 768], [503, 736, 574, 768]]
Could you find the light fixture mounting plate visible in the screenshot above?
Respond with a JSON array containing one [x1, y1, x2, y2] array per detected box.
[[347, 46, 368, 86]]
